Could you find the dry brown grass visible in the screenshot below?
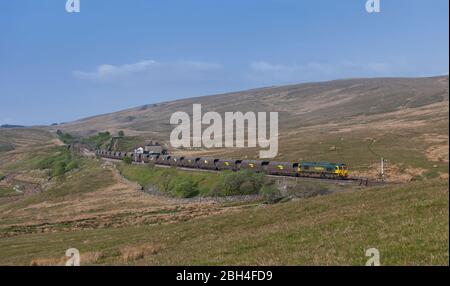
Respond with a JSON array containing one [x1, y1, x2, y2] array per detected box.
[[1, 178, 445, 266], [120, 244, 162, 263], [30, 256, 66, 266], [0, 160, 238, 237], [29, 251, 103, 266], [81, 251, 104, 265], [56, 76, 449, 137], [352, 163, 427, 182], [426, 144, 449, 163]]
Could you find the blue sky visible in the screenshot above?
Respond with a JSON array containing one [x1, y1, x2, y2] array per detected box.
[[0, 0, 448, 126]]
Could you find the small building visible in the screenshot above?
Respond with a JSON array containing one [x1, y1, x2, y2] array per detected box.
[[134, 147, 144, 154], [143, 140, 168, 155]]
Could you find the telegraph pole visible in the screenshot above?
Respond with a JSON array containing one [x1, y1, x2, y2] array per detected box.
[[380, 157, 387, 181]]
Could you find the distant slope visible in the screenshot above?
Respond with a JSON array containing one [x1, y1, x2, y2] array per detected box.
[[0, 128, 64, 172], [0, 128, 57, 153], [56, 76, 448, 137], [54, 76, 449, 180], [0, 125, 25, 129]]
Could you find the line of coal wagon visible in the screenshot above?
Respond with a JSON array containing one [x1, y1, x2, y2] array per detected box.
[[96, 150, 349, 180]]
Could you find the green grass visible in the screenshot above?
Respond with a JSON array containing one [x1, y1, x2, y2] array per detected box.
[[118, 163, 220, 197], [36, 160, 110, 200], [0, 159, 113, 220], [113, 136, 147, 151], [0, 146, 63, 173], [0, 178, 447, 265], [56, 130, 76, 144], [118, 164, 277, 198], [35, 147, 80, 177], [0, 187, 18, 198], [82, 132, 112, 149], [0, 142, 15, 152], [0, 146, 81, 178]]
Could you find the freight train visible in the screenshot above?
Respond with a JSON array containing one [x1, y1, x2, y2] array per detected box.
[[96, 150, 349, 179]]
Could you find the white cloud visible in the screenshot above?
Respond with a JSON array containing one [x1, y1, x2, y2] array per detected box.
[[73, 60, 222, 81], [72, 58, 400, 93], [247, 61, 393, 84], [73, 60, 156, 80]]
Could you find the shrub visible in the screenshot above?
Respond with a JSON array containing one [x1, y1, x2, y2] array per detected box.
[[260, 184, 282, 203], [241, 172, 265, 195], [171, 177, 199, 198], [65, 160, 79, 172], [218, 170, 266, 196], [220, 171, 244, 196], [56, 130, 76, 144], [37, 155, 60, 170], [83, 132, 112, 149], [52, 161, 67, 177], [118, 130, 125, 137], [123, 156, 132, 165], [159, 168, 177, 193], [37, 148, 80, 178]]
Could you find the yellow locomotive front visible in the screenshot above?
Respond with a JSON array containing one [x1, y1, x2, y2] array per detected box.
[[336, 164, 348, 178]]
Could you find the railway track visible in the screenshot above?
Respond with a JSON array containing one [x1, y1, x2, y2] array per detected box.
[[101, 157, 381, 187]]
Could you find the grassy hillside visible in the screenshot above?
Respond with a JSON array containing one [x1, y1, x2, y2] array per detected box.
[[119, 163, 222, 197], [53, 76, 449, 181], [0, 147, 244, 240], [0, 76, 447, 266], [56, 76, 449, 137], [0, 178, 447, 265], [0, 128, 59, 155], [0, 128, 63, 172], [114, 136, 146, 151]]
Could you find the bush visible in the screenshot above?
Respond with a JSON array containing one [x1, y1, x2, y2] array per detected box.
[[56, 130, 76, 144], [260, 184, 282, 203], [241, 172, 265, 195], [83, 132, 112, 149], [37, 154, 64, 170], [65, 160, 79, 172], [220, 171, 244, 196], [52, 161, 67, 177], [118, 130, 125, 137], [218, 170, 266, 196], [123, 156, 132, 165], [171, 177, 199, 198], [118, 164, 270, 199], [159, 168, 177, 193], [37, 148, 80, 178]]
